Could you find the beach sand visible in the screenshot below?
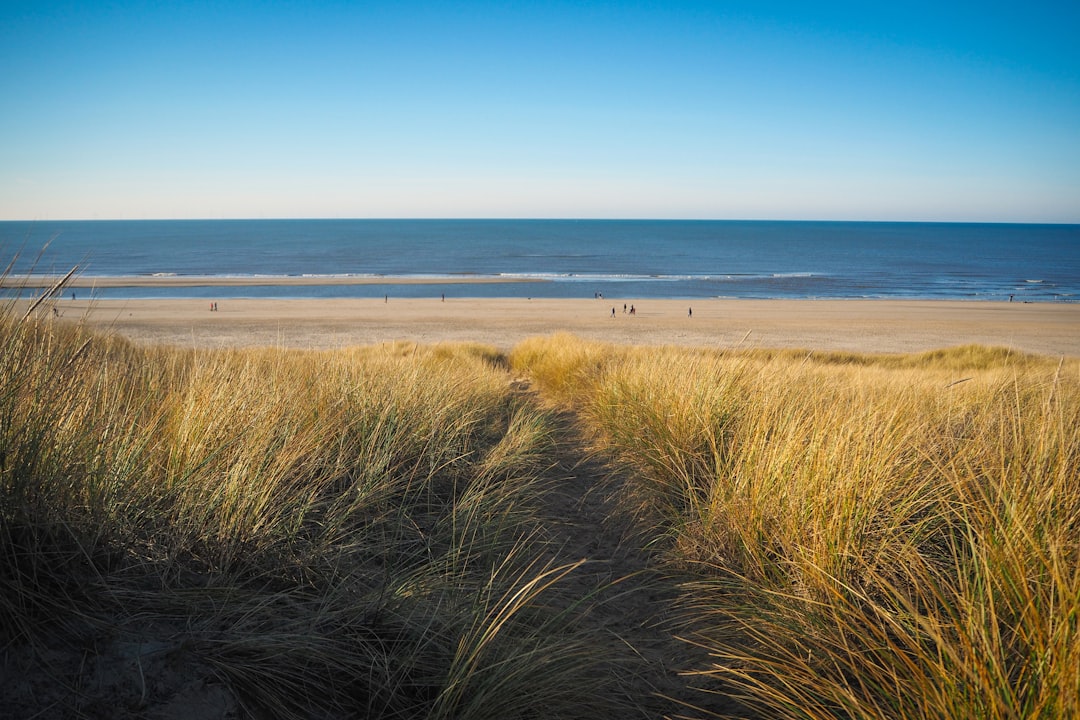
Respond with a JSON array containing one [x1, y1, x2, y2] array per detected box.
[[31, 294, 1080, 357]]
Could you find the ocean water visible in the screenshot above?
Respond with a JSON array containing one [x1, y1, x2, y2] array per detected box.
[[2, 219, 1078, 301]]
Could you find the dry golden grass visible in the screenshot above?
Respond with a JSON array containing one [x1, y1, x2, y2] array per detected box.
[[6, 277, 1078, 719], [511, 334, 1080, 719], [0, 308, 631, 718]]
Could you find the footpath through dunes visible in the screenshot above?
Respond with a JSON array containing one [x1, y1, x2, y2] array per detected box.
[[510, 376, 744, 719]]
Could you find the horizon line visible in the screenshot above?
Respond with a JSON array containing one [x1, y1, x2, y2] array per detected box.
[[3, 217, 1078, 226]]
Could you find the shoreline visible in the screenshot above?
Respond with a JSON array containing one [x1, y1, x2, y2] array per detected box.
[[3, 274, 547, 288], [24, 297, 1080, 357]]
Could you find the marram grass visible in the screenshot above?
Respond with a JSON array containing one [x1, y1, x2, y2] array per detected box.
[[6, 289, 1078, 719], [0, 310, 632, 719], [511, 334, 1080, 719]]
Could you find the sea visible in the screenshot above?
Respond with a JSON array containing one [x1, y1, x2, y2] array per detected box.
[[2, 219, 1078, 302]]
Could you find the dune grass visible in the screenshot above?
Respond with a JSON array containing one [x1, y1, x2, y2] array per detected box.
[[0, 308, 630, 718], [511, 334, 1080, 719], [7, 285, 1078, 720]]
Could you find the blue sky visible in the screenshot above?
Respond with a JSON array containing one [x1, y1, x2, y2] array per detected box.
[[2, 1, 1078, 221]]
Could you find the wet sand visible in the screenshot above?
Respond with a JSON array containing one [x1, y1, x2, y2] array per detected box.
[[32, 296, 1080, 357], [9, 274, 539, 288]]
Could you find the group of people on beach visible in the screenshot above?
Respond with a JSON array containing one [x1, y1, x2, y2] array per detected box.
[[609, 303, 693, 318]]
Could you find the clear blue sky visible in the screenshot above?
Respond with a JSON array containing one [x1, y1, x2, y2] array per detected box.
[[2, 1, 1078, 221]]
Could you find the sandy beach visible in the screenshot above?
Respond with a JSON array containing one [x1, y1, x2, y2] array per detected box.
[[29, 294, 1080, 357]]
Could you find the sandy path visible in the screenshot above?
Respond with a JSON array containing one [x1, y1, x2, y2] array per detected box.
[[524, 385, 737, 717], [37, 297, 1080, 357]]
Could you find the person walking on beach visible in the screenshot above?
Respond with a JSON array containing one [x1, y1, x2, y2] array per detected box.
[[611, 307, 616, 318], [688, 307, 692, 317]]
